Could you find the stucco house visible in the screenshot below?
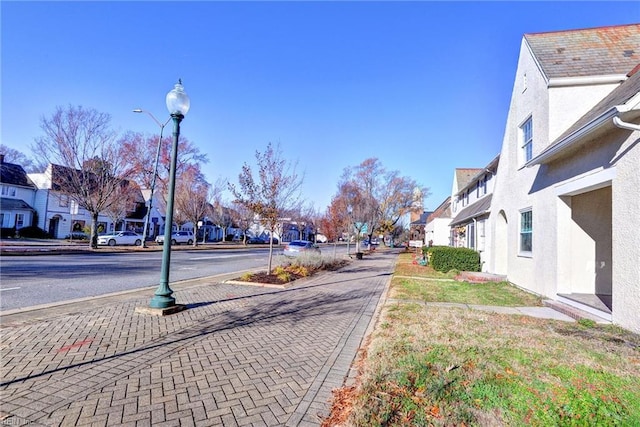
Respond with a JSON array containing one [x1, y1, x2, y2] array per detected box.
[[487, 24, 640, 333], [0, 155, 37, 236], [424, 197, 451, 247], [449, 155, 499, 272]]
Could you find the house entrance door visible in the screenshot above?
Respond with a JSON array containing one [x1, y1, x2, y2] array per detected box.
[[48, 217, 59, 238]]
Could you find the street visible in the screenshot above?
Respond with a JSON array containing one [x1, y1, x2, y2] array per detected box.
[[0, 248, 270, 312], [0, 245, 350, 313]]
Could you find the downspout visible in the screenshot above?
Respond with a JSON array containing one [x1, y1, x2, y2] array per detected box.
[[471, 218, 478, 255], [613, 116, 640, 131]]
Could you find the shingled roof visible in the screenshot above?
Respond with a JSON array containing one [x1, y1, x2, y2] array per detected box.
[[525, 24, 640, 79], [0, 159, 36, 189]]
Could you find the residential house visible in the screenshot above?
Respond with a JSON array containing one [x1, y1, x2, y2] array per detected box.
[[28, 163, 149, 238], [409, 211, 432, 243], [424, 197, 451, 247], [487, 24, 640, 333], [449, 168, 483, 247], [449, 155, 499, 271], [0, 155, 37, 236]]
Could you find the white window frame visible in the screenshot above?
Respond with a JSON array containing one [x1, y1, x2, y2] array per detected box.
[[519, 208, 533, 256], [520, 117, 533, 164]]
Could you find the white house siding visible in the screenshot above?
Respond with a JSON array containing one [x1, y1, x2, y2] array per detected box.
[[424, 217, 450, 246]]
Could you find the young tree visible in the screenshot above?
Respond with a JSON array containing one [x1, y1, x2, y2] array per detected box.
[[229, 142, 303, 274], [230, 201, 254, 244], [174, 167, 212, 247], [31, 105, 132, 248]]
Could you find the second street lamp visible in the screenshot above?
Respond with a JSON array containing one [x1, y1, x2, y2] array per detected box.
[[133, 109, 171, 248], [149, 79, 191, 311]]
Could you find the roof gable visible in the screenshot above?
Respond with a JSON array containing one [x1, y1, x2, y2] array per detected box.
[[454, 168, 483, 193]]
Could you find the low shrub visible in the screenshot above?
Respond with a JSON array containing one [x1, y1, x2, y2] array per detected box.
[[16, 226, 51, 239], [423, 245, 480, 273], [1, 227, 17, 238]]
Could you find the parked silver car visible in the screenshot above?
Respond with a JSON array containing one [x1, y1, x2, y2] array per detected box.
[[155, 231, 194, 245], [283, 240, 320, 257], [97, 231, 142, 247]]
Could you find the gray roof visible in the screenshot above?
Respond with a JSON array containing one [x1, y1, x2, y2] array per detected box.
[[449, 194, 492, 227], [525, 24, 640, 79], [410, 211, 433, 226], [0, 161, 36, 189], [1, 197, 35, 211]]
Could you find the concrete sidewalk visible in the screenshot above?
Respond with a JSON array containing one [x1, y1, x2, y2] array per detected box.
[[0, 252, 395, 426]]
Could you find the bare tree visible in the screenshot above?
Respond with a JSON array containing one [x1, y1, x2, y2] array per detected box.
[[229, 142, 303, 274], [321, 195, 351, 258], [174, 167, 211, 247], [118, 131, 208, 208], [103, 181, 142, 232], [337, 158, 428, 250], [0, 145, 40, 172], [31, 105, 132, 248]]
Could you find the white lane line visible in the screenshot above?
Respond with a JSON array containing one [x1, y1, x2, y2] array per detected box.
[[0, 287, 21, 292], [190, 255, 248, 260]]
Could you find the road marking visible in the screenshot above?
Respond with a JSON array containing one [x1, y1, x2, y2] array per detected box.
[[190, 255, 247, 260], [0, 287, 21, 292]]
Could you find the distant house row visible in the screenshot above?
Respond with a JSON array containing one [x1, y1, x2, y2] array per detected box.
[[0, 161, 168, 239], [0, 159, 320, 243], [414, 24, 640, 334]]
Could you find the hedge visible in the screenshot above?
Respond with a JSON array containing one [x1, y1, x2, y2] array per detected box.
[[422, 245, 480, 273]]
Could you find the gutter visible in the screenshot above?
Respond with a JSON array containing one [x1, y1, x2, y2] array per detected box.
[[526, 107, 621, 167], [547, 74, 628, 88], [613, 115, 640, 131]]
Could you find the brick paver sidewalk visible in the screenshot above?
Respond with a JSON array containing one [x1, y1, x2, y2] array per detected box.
[[0, 252, 397, 426]]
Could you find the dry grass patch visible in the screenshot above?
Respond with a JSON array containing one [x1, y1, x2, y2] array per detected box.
[[323, 251, 640, 426]]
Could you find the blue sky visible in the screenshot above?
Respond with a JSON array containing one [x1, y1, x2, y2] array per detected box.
[[2, 1, 639, 215]]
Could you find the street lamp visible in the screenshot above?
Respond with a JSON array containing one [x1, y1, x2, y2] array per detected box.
[[132, 109, 171, 248], [149, 79, 190, 311]]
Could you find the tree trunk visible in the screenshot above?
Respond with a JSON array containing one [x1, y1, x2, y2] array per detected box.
[[90, 212, 99, 249]]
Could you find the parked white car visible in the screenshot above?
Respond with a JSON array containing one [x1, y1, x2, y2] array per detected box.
[[97, 231, 142, 247], [155, 231, 194, 245]]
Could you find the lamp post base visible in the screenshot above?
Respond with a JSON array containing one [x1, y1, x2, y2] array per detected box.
[[149, 294, 176, 308], [135, 304, 187, 316]]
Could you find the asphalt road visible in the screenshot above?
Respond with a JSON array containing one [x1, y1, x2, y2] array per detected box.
[[0, 248, 274, 312]]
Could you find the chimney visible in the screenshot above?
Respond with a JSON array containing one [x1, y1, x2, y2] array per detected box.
[[0, 154, 4, 164]]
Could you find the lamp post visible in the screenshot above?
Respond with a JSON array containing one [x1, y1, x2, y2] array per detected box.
[[149, 79, 190, 310], [133, 109, 171, 248]]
